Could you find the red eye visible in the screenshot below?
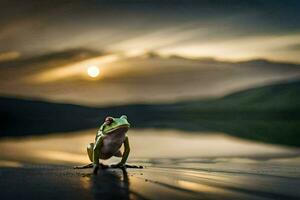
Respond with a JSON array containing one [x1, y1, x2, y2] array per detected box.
[[105, 116, 113, 124]]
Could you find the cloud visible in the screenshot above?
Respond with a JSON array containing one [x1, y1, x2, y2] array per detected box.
[[0, 51, 20, 62], [0, 0, 299, 63]]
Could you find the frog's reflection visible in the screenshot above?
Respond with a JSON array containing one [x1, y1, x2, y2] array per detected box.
[[91, 168, 130, 200]]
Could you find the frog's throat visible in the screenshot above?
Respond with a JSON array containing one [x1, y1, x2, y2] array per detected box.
[[105, 124, 129, 134]]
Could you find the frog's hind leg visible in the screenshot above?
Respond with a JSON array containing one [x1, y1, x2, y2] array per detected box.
[[73, 143, 95, 169], [87, 143, 94, 162]]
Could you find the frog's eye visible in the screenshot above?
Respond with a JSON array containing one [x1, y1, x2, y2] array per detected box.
[[121, 115, 127, 119], [105, 116, 114, 125]]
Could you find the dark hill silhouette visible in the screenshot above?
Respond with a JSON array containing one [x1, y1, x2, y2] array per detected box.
[[1, 80, 299, 146]]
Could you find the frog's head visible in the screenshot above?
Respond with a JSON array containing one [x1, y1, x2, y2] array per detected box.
[[101, 115, 130, 135]]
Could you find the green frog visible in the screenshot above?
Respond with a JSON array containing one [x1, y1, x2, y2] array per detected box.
[[89, 115, 130, 173], [74, 115, 142, 174]]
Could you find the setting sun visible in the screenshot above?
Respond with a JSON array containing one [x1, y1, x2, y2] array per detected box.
[[87, 65, 100, 78]]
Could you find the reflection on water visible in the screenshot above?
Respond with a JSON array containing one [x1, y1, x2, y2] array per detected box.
[[80, 176, 91, 190], [177, 180, 223, 193], [90, 168, 130, 200], [0, 128, 298, 166], [79, 168, 151, 200]]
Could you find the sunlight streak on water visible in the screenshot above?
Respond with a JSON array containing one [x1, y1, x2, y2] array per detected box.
[[177, 180, 221, 193]]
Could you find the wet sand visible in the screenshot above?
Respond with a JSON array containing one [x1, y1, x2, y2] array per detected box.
[[0, 129, 300, 200]]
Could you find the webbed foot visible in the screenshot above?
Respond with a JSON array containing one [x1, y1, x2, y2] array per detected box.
[[110, 163, 143, 169], [73, 163, 93, 169], [125, 164, 143, 169]]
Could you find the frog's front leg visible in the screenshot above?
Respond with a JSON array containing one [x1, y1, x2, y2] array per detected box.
[[111, 136, 130, 168], [87, 143, 94, 162], [92, 136, 105, 174]]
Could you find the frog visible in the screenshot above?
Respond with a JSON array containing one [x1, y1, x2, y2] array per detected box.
[[74, 115, 142, 173], [88, 115, 131, 174]]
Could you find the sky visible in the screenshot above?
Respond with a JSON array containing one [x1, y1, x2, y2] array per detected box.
[[0, 0, 300, 63]]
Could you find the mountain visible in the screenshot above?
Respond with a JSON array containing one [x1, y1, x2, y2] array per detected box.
[[175, 79, 300, 111], [1, 80, 299, 146]]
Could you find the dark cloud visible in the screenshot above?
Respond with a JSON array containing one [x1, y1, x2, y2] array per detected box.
[[0, 0, 299, 62], [277, 44, 300, 51]]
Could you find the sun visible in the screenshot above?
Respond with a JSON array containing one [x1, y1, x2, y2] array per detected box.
[[87, 65, 100, 78]]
